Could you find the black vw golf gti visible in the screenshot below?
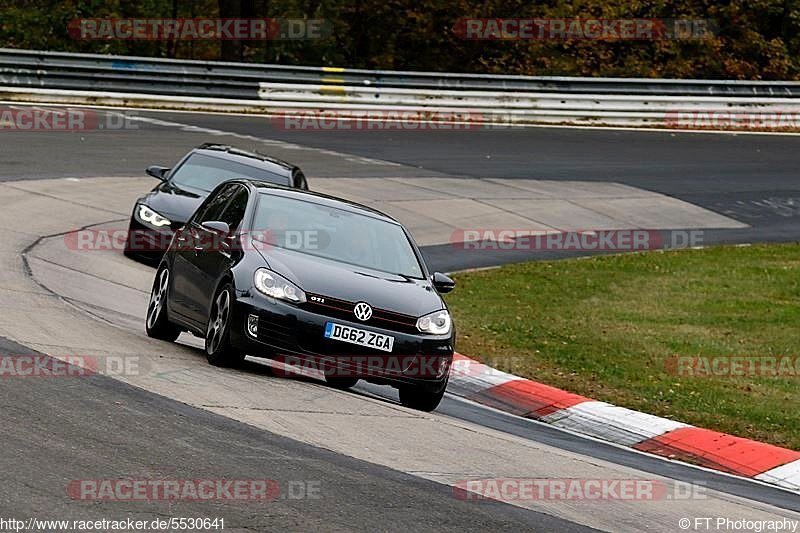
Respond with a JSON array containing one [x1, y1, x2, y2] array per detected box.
[[145, 179, 456, 411]]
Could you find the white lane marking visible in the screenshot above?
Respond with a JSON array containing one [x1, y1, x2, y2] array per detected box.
[[114, 113, 403, 167], [448, 358, 521, 392], [541, 401, 690, 446], [9, 105, 67, 117], [245, 355, 326, 381], [755, 459, 800, 492]]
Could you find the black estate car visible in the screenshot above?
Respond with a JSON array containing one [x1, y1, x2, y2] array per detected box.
[[144, 179, 456, 411], [124, 143, 308, 260]]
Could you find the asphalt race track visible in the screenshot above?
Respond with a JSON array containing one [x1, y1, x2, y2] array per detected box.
[[0, 105, 799, 531], [0, 336, 573, 532], [4, 107, 799, 269]]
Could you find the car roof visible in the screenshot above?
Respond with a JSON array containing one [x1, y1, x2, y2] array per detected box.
[[192, 143, 297, 178], [235, 179, 400, 224]]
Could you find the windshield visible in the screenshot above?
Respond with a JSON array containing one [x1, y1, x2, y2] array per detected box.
[[170, 153, 287, 192], [252, 193, 424, 279]]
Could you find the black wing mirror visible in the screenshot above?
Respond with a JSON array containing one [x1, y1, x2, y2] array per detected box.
[[201, 221, 230, 237], [146, 165, 170, 181], [431, 272, 455, 293]]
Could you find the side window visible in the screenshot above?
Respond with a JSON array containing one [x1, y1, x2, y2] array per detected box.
[[194, 184, 238, 224], [217, 187, 249, 232]]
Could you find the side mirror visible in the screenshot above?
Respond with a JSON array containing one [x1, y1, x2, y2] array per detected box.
[[431, 272, 455, 294], [201, 221, 230, 237], [146, 165, 170, 181]]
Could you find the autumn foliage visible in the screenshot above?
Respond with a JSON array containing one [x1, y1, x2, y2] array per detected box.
[[1, 0, 798, 79]]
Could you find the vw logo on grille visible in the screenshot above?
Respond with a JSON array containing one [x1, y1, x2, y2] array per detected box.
[[353, 302, 373, 321]]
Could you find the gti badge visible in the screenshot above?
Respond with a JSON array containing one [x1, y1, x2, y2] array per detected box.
[[353, 302, 373, 321]]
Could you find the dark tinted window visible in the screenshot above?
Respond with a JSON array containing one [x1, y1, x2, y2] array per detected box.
[[218, 187, 249, 231], [170, 153, 288, 192], [195, 184, 239, 224]]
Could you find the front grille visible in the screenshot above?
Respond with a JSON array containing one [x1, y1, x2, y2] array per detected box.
[[257, 313, 295, 345], [303, 294, 419, 334]]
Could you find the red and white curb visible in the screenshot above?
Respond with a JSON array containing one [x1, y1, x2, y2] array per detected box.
[[448, 353, 800, 493]]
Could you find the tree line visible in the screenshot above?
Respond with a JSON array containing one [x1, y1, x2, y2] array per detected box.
[[2, 0, 799, 79]]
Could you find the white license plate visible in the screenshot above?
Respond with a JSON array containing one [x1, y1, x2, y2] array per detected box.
[[324, 322, 394, 352]]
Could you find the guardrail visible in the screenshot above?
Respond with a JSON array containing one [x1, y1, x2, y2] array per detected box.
[[1, 47, 800, 128]]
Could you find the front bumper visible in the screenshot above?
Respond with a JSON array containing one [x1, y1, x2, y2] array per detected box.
[[123, 216, 179, 260], [231, 292, 454, 388]]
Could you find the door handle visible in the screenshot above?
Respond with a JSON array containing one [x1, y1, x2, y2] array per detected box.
[[187, 229, 202, 253]]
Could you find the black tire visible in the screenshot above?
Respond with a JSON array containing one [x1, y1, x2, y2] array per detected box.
[[325, 376, 360, 390], [205, 283, 244, 367], [398, 378, 448, 412], [145, 266, 181, 342], [322, 360, 359, 389]]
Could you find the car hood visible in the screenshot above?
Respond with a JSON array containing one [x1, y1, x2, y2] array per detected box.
[[140, 182, 206, 224], [257, 247, 443, 318]]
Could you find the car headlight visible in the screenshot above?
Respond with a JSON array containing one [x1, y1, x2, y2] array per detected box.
[[254, 268, 306, 303], [416, 309, 451, 335], [136, 204, 172, 228]]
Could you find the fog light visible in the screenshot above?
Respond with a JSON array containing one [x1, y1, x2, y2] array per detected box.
[[247, 314, 258, 337]]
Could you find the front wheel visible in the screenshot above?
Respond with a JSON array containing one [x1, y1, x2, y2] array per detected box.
[[398, 378, 448, 412], [205, 283, 245, 367], [145, 266, 181, 342]]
